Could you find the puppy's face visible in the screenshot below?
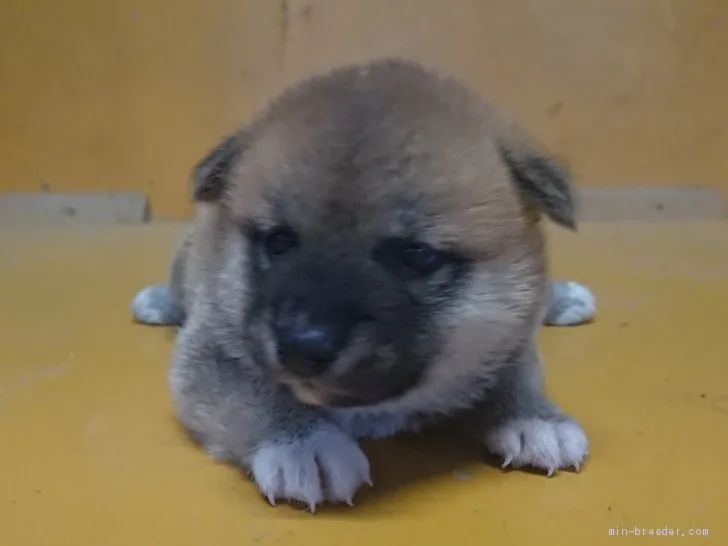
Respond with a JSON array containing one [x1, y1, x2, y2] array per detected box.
[[193, 59, 576, 411]]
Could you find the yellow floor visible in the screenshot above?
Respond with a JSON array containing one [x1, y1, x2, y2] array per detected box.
[[1, 221, 726, 545]]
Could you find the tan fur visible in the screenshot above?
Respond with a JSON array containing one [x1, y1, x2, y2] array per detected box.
[[180, 60, 546, 402]]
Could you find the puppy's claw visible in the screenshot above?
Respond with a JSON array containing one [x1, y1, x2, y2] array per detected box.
[[250, 425, 370, 511], [485, 417, 589, 477]]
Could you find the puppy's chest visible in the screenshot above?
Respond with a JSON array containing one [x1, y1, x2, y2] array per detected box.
[[326, 407, 432, 440]]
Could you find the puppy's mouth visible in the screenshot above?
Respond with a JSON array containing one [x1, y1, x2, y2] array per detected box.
[[283, 378, 337, 406], [277, 375, 366, 408], [277, 368, 419, 409], [266, 332, 423, 408]]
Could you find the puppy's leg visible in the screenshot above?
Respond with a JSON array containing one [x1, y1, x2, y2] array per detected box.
[[171, 323, 371, 511], [131, 236, 189, 326], [543, 280, 596, 326], [465, 341, 589, 476]]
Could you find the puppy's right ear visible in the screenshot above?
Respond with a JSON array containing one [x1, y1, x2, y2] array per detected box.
[[191, 133, 244, 202], [497, 123, 577, 231]]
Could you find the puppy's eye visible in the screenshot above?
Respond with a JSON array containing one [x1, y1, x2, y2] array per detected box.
[[263, 226, 299, 257], [401, 242, 445, 275], [374, 238, 449, 277]]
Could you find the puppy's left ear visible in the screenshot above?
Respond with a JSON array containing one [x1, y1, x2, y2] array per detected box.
[[499, 138, 577, 231], [191, 132, 246, 203]]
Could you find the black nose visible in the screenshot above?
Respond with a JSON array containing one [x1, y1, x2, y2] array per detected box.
[[274, 312, 351, 378]]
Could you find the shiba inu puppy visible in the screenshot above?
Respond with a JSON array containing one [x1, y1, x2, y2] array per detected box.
[[132, 58, 596, 511]]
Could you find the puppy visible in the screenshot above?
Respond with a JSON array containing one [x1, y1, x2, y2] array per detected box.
[[132, 58, 596, 511]]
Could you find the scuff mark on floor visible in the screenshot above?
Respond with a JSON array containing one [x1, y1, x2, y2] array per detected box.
[[0, 361, 75, 401]]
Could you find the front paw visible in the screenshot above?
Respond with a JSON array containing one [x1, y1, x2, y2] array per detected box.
[[250, 424, 372, 511], [484, 417, 589, 476]]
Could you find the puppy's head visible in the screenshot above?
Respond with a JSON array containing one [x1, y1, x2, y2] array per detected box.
[[191, 59, 576, 413]]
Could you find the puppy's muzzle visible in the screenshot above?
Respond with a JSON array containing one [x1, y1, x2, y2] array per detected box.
[[273, 303, 357, 378]]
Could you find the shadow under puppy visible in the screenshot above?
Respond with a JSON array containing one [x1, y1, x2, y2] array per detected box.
[[132, 58, 596, 511]]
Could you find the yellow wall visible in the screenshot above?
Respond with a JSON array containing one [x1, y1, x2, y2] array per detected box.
[[2, 0, 727, 220]]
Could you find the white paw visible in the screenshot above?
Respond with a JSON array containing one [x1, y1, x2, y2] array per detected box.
[[131, 285, 184, 325], [485, 417, 589, 476], [544, 280, 596, 326], [250, 424, 372, 511]]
